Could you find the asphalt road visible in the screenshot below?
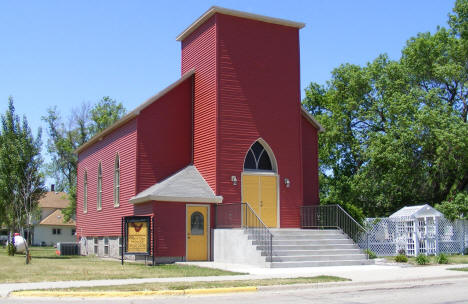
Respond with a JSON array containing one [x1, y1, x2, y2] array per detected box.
[[3, 277, 468, 304]]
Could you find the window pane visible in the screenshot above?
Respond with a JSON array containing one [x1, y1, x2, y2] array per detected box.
[[243, 150, 256, 169], [251, 142, 264, 159], [258, 151, 273, 170], [191, 212, 204, 235]]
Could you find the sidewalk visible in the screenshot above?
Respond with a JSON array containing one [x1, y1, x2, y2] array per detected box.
[[2, 261, 468, 298]]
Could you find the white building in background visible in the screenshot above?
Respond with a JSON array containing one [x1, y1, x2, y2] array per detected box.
[[366, 204, 467, 256], [32, 190, 76, 246]]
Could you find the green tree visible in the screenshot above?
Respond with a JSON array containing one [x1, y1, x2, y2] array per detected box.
[[0, 97, 45, 243], [43, 97, 126, 221], [303, 1, 468, 217], [89, 96, 126, 135], [436, 192, 468, 221]]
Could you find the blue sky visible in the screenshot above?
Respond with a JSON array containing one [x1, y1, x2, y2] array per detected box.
[[0, 1, 455, 170]]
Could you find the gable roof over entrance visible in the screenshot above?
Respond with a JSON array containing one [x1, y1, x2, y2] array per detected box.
[[129, 165, 223, 204]]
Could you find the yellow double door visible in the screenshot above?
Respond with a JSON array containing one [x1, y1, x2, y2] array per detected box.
[[242, 174, 278, 228]]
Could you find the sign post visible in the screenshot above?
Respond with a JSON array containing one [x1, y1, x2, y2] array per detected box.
[[121, 216, 152, 265]]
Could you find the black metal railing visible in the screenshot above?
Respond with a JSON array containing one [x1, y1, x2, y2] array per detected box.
[[214, 202, 273, 263], [215, 203, 243, 228], [242, 203, 273, 262], [301, 204, 369, 256]]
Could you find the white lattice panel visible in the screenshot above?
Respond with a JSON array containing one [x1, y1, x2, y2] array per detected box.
[[365, 218, 467, 256]]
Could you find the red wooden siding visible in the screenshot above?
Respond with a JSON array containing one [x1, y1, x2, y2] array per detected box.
[[181, 15, 217, 192], [136, 76, 193, 193], [76, 119, 137, 238], [153, 202, 186, 257], [215, 14, 303, 227], [301, 116, 319, 206]]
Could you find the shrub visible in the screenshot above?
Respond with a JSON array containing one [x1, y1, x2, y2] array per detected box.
[[398, 248, 406, 256], [365, 249, 377, 259], [436, 253, 449, 264], [7, 242, 15, 256], [416, 254, 430, 265], [395, 254, 408, 263]]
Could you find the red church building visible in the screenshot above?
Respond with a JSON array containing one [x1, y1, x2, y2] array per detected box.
[[76, 7, 370, 267]]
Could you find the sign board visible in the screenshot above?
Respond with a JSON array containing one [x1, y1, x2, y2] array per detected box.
[[123, 216, 151, 255]]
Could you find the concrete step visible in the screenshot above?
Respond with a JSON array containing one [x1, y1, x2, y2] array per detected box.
[[267, 249, 363, 256], [268, 254, 368, 262], [270, 229, 343, 236], [271, 235, 349, 240], [257, 244, 359, 251], [256, 239, 355, 245], [270, 259, 374, 268]]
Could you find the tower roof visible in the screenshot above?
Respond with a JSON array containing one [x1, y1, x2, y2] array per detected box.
[[176, 6, 305, 42]]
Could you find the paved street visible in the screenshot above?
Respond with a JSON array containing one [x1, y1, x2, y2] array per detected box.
[[3, 277, 468, 304]]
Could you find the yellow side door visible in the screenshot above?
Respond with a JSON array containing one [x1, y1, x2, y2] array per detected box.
[[186, 205, 208, 261], [242, 175, 261, 227], [260, 175, 278, 228]]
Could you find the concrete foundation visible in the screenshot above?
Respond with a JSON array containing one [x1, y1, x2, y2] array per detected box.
[[213, 229, 268, 267], [79, 236, 183, 263]]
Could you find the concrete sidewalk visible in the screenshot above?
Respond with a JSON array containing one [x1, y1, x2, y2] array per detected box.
[[2, 262, 468, 298]]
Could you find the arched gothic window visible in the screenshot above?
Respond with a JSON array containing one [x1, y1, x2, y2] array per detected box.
[[243, 141, 273, 171], [83, 171, 88, 213], [113, 154, 120, 207], [97, 162, 102, 210], [191, 212, 204, 235]]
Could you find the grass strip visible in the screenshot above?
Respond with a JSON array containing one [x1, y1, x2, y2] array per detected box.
[[384, 254, 468, 265], [447, 267, 468, 272], [0, 247, 243, 283], [12, 276, 350, 297]]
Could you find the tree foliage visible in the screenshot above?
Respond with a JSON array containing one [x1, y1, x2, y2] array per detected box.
[[303, 0, 468, 217], [0, 97, 45, 238], [43, 97, 126, 221]]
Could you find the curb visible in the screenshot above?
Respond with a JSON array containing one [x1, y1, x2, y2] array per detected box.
[[10, 286, 258, 298]]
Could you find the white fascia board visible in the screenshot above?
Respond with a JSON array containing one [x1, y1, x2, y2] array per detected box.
[[129, 195, 223, 204]]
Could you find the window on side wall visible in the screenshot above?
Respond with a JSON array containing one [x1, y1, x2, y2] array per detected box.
[[94, 238, 98, 255], [97, 162, 102, 210], [83, 171, 88, 213], [104, 237, 109, 256], [114, 154, 120, 207]]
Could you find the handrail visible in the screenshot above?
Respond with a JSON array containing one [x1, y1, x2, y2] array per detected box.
[[336, 204, 367, 232], [244, 203, 271, 231], [301, 204, 369, 259], [213, 202, 274, 263], [242, 202, 273, 264]]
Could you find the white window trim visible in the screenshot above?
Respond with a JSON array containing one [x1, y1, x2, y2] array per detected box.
[[114, 154, 120, 208], [83, 171, 88, 214], [97, 162, 102, 211]]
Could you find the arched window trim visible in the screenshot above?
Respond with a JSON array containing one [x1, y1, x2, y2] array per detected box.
[[83, 171, 88, 214], [97, 162, 102, 211], [113, 154, 120, 207], [190, 211, 204, 235], [243, 138, 278, 172]]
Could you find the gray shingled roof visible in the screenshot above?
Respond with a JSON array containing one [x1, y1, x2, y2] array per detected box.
[[129, 165, 223, 204]]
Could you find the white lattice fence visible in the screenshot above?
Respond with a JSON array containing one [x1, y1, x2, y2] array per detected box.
[[366, 218, 467, 256]]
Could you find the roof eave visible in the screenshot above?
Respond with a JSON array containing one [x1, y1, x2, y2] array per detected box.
[[75, 69, 195, 154], [129, 195, 223, 204], [301, 106, 325, 132], [176, 6, 305, 41]]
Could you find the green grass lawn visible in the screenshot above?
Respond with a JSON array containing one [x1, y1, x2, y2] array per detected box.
[[384, 254, 468, 265], [448, 267, 468, 272], [23, 276, 350, 293], [0, 246, 243, 283]]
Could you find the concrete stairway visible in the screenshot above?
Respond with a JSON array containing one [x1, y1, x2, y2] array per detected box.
[[251, 229, 373, 268]]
